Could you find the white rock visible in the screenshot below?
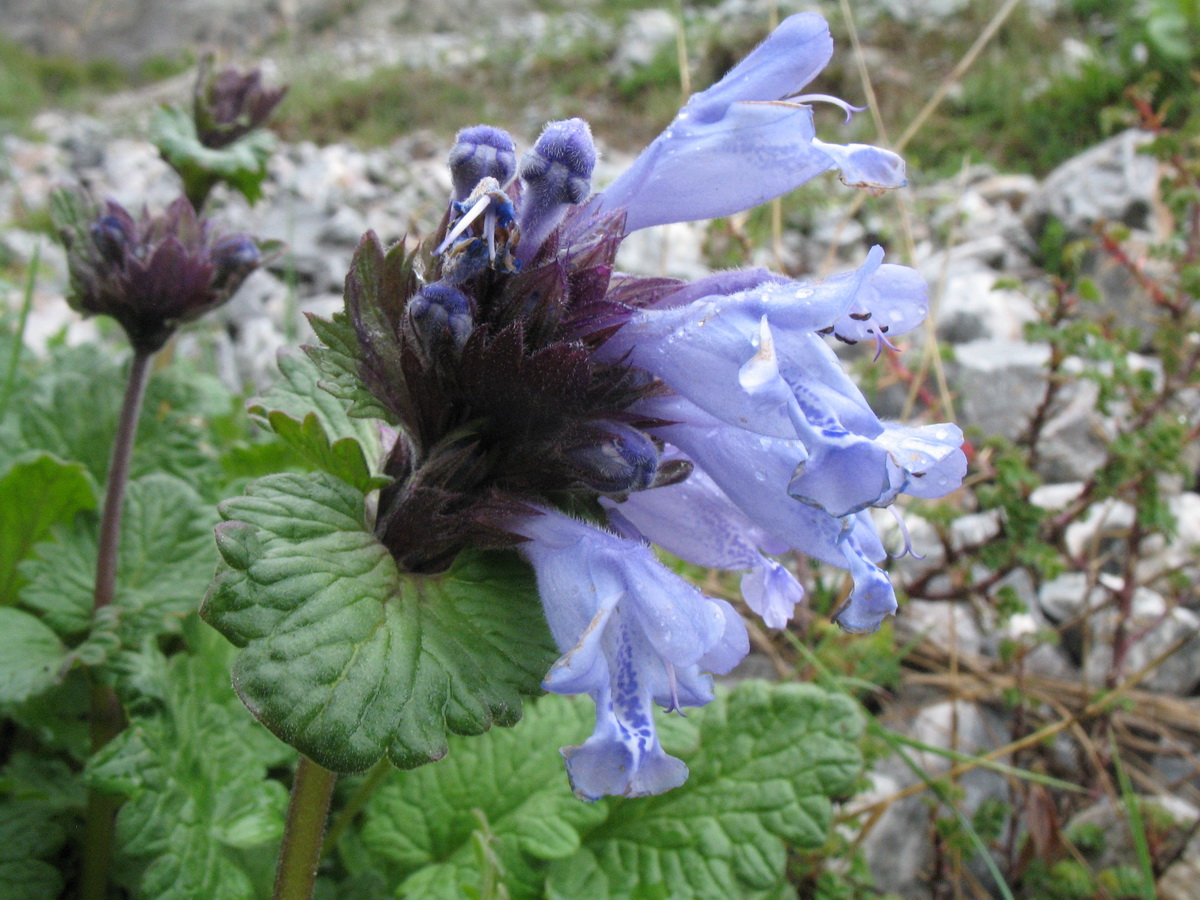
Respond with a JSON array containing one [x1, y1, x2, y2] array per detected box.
[[1083, 589, 1200, 694], [928, 264, 1038, 344], [1038, 572, 1106, 624], [615, 221, 710, 280], [896, 600, 984, 657], [1025, 129, 1159, 239]]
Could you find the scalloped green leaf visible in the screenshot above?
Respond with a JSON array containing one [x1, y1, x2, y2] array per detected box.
[[305, 313, 395, 423], [202, 471, 556, 773], [19, 474, 217, 642], [546, 682, 864, 900], [353, 694, 605, 898], [85, 628, 289, 900], [16, 346, 228, 496], [150, 104, 274, 204], [248, 350, 386, 493], [0, 451, 96, 606], [349, 683, 862, 900], [261, 410, 387, 493], [0, 608, 65, 704]]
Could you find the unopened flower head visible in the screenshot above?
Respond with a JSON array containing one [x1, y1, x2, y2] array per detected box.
[[57, 193, 261, 353], [334, 12, 965, 799], [193, 56, 288, 149]]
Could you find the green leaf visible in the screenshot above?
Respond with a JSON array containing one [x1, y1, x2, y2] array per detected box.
[[0, 607, 66, 704], [351, 683, 862, 900], [20, 474, 218, 643], [262, 410, 388, 493], [85, 628, 289, 900], [202, 471, 556, 773], [547, 682, 863, 900], [150, 105, 275, 204], [3, 670, 91, 760], [354, 694, 606, 899], [0, 751, 84, 900], [305, 313, 395, 423], [248, 350, 387, 493], [0, 861, 62, 900], [16, 346, 227, 496], [0, 451, 96, 605]]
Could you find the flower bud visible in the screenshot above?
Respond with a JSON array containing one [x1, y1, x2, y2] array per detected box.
[[565, 422, 659, 494], [516, 118, 596, 263], [89, 212, 134, 266], [193, 56, 288, 149], [407, 283, 473, 354], [448, 126, 517, 202], [210, 233, 262, 293], [56, 193, 262, 353]]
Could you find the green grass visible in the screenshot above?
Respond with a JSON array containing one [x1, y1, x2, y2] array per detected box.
[[0, 35, 192, 132]]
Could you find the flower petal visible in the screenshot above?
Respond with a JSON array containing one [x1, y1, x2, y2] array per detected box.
[[515, 508, 750, 797], [587, 14, 905, 233], [810, 138, 907, 190]]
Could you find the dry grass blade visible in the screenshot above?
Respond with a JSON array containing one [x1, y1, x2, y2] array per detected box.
[[839, 632, 1197, 824]]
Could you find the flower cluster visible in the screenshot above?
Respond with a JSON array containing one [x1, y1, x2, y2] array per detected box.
[[55, 194, 262, 353], [339, 12, 965, 799]]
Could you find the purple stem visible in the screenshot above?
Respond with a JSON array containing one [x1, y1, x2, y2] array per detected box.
[[79, 347, 153, 900]]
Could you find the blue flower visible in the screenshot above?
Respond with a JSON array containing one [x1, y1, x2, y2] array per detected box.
[[337, 11, 965, 798], [588, 12, 906, 234], [516, 508, 748, 800], [602, 456, 804, 629]]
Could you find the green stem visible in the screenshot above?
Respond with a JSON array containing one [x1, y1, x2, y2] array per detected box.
[[323, 758, 391, 854], [79, 347, 154, 900], [274, 756, 337, 900]]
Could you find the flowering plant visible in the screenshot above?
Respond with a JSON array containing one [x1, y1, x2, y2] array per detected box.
[[204, 10, 965, 809]]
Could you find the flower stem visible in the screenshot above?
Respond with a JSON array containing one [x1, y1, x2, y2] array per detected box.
[[93, 348, 153, 612], [322, 757, 391, 855], [79, 347, 153, 900], [274, 756, 338, 900]]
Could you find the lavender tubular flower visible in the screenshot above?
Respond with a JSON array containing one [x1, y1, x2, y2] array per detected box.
[[602, 461, 804, 629], [589, 12, 906, 234], [515, 509, 748, 799]]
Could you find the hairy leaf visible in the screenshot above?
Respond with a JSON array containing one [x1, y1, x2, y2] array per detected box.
[[0, 608, 66, 704], [0, 752, 84, 900], [20, 474, 217, 643], [305, 313, 395, 423], [202, 471, 556, 773], [547, 682, 863, 900], [151, 105, 275, 204], [350, 683, 862, 899], [355, 694, 606, 898], [0, 452, 95, 606], [248, 350, 387, 493], [86, 627, 288, 900]]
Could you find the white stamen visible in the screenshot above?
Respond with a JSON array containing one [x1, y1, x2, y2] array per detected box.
[[484, 206, 496, 260], [785, 92, 866, 124], [434, 192, 493, 256], [887, 506, 924, 560], [663, 662, 684, 714]]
